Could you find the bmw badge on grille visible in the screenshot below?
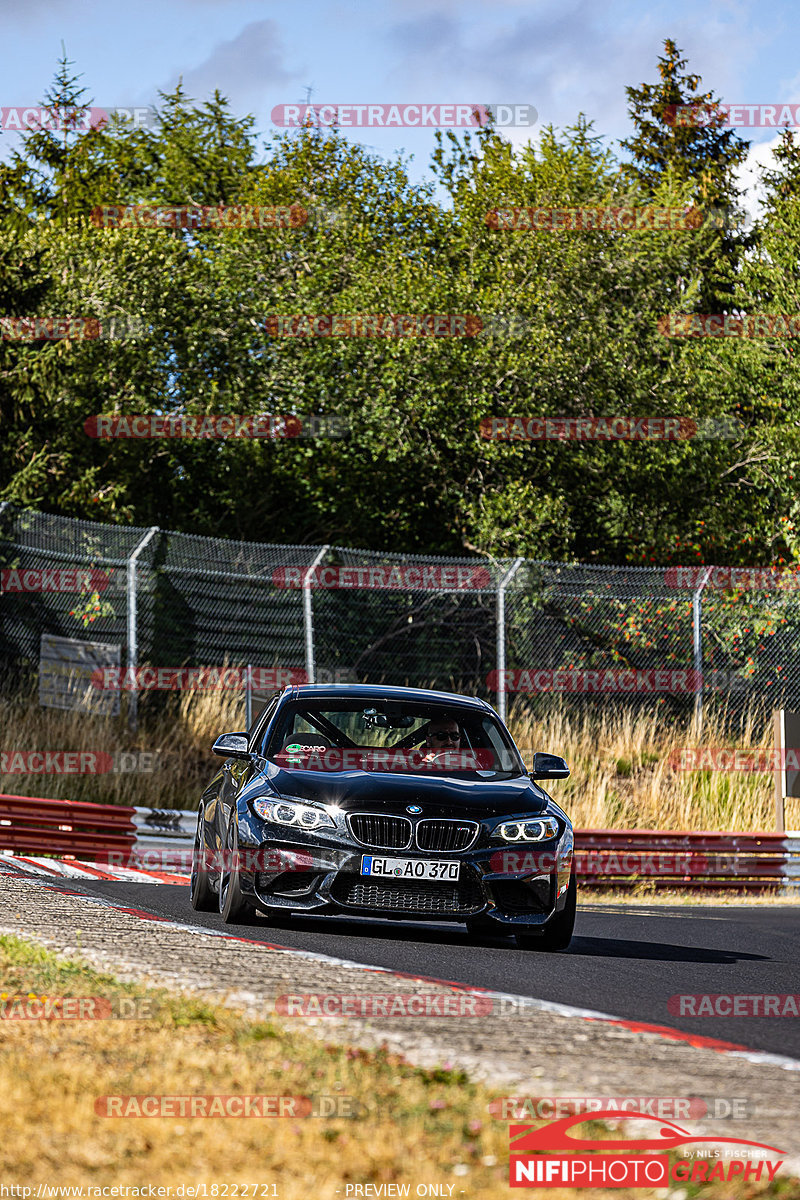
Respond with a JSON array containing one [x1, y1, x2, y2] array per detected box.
[[406, 805, 422, 814]]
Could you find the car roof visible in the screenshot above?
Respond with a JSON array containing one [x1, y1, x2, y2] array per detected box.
[[284, 683, 493, 711]]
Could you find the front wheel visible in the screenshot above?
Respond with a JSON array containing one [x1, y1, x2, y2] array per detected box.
[[219, 818, 255, 924], [515, 873, 576, 952], [190, 811, 216, 911]]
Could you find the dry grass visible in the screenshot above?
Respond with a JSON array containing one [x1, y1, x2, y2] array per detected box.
[[507, 698, 798, 832], [0, 934, 506, 1195], [1, 934, 795, 1199], [1, 687, 797, 831], [0, 683, 246, 810]]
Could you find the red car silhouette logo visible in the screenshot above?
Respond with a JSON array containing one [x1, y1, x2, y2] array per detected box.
[[511, 1110, 785, 1156]]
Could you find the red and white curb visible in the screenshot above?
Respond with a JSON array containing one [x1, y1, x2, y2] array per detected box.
[[0, 853, 188, 885]]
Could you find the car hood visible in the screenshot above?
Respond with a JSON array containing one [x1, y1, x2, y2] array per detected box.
[[255, 760, 549, 817]]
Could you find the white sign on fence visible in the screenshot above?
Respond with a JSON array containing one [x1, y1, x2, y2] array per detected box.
[[38, 634, 121, 716]]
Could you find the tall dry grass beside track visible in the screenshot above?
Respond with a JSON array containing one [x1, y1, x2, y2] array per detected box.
[[508, 698, 797, 831], [0, 687, 795, 831], [0, 684, 242, 810]]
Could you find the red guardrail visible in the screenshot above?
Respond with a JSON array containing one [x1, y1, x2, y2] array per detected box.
[[573, 829, 796, 891], [0, 793, 136, 860]]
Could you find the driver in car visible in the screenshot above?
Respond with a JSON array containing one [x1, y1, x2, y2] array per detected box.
[[424, 716, 462, 754]]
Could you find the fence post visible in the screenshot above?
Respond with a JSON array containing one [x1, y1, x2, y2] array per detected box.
[[692, 566, 713, 731], [496, 557, 525, 724], [126, 526, 159, 731], [303, 545, 330, 684], [245, 662, 253, 729]]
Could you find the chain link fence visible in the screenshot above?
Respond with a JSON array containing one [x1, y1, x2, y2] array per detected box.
[[2, 502, 800, 729]]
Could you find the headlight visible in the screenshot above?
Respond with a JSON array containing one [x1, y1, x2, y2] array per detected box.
[[251, 797, 336, 831], [494, 816, 560, 842]]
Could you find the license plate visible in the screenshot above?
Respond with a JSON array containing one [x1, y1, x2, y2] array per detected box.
[[360, 855, 460, 881]]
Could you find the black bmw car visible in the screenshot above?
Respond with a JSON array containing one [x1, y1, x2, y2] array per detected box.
[[190, 683, 576, 950]]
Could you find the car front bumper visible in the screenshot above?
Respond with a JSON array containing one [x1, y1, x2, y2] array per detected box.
[[233, 816, 574, 928]]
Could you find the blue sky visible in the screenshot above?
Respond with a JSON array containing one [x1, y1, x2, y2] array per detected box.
[[2, 0, 798, 212]]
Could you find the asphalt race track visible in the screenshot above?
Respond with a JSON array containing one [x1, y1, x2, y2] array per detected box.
[[38, 874, 800, 1060]]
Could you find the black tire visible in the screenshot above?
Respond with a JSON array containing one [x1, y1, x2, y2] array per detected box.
[[515, 873, 576, 952], [189, 811, 216, 911], [219, 818, 255, 924]]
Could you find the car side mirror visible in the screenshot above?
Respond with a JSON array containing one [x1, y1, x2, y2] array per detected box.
[[530, 752, 570, 780], [212, 731, 250, 759]]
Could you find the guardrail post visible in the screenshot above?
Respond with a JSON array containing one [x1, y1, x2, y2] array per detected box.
[[692, 566, 713, 732], [303, 545, 330, 684], [126, 526, 159, 732], [496, 558, 524, 724]]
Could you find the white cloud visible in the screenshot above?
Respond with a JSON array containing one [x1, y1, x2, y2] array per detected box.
[[161, 20, 298, 112], [378, 0, 761, 145]]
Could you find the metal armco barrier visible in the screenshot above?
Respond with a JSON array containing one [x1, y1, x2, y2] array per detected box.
[[0, 793, 136, 859], [573, 829, 800, 891], [131, 807, 197, 860], [133, 807, 196, 840]]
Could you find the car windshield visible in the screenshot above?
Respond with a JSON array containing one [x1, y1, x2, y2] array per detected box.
[[264, 699, 523, 778]]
